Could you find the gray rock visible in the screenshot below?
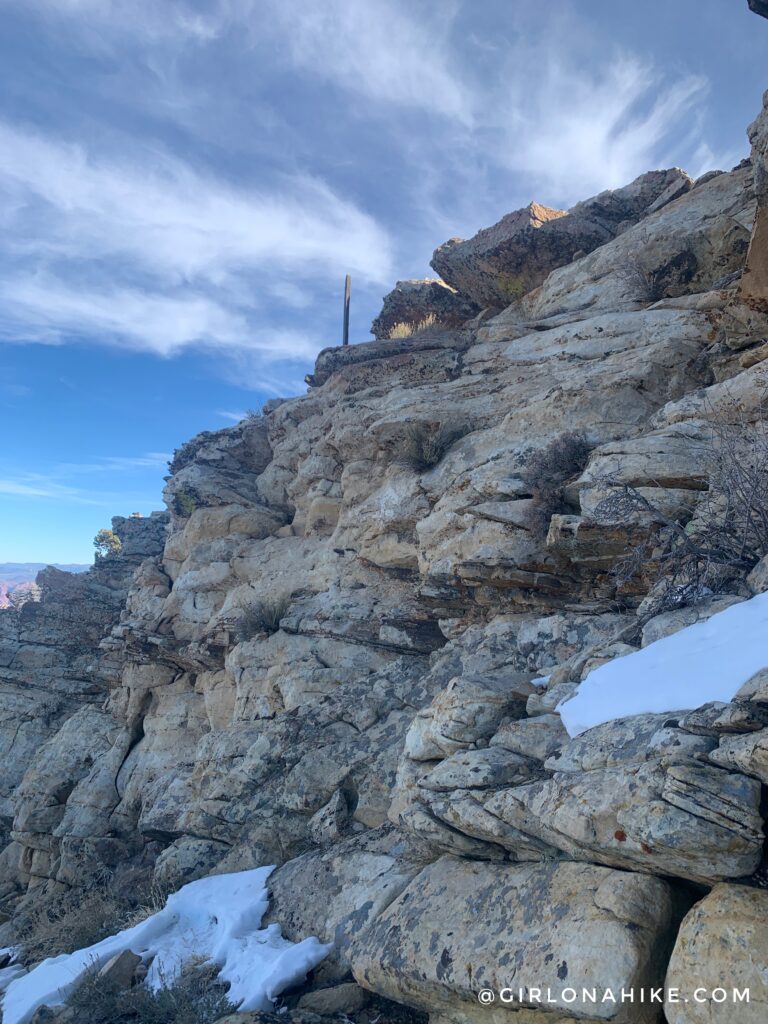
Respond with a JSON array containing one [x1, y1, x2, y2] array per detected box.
[[264, 826, 432, 982], [665, 884, 768, 1024], [747, 553, 768, 594], [678, 701, 768, 735], [710, 728, 768, 783], [98, 949, 142, 988], [404, 673, 532, 762], [371, 279, 480, 340], [351, 856, 681, 1024], [417, 748, 543, 792], [735, 667, 768, 703], [432, 170, 692, 308], [640, 596, 744, 648], [544, 713, 716, 773], [297, 982, 369, 1015], [485, 760, 763, 884], [489, 714, 569, 762]]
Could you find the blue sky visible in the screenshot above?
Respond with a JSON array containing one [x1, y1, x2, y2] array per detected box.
[[0, 0, 765, 563]]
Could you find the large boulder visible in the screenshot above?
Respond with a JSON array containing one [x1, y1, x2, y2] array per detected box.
[[351, 855, 682, 1024], [431, 170, 691, 308], [484, 750, 763, 885], [371, 279, 481, 339], [665, 884, 768, 1023], [522, 165, 754, 321], [264, 826, 431, 983]]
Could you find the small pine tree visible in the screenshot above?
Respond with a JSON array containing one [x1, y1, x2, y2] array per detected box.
[[93, 528, 122, 559]]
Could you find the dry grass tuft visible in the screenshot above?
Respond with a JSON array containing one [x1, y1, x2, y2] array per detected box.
[[388, 313, 438, 339], [395, 422, 468, 472]]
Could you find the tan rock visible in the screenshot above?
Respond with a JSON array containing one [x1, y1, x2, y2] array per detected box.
[[665, 884, 768, 1024], [351, 856, 680, 1024], [97, 949, 142, 988], [297, 982, 369, 1015]]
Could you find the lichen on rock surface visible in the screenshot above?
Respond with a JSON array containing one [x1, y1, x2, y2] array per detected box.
[[4, 12, 768, 1021]]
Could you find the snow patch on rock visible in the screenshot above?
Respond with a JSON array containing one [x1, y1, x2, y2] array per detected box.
[[558, 591, 768, 736]]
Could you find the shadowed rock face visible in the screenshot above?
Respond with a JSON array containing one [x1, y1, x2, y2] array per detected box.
[[430, 169, 692, 309], [749, 0, 768, 19], [741, 90, 768, 311], [370, 279, 481, 340]]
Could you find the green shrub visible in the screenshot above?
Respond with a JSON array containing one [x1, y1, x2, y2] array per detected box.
[[235, 595, 291, 642], [67, 958, 235, 1024], [93, 528, 122, 559], [395, 422, 468, 472], [172, 489, 198, 518]]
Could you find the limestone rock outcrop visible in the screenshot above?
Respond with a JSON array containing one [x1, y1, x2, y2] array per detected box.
[[0, 513, 167, 910], [4, 34, 768, 1022], [371, 279, 481, 340], [742, 90, 768, 309], [352, 856, 681, 1024], [431, 169, 692, 309]]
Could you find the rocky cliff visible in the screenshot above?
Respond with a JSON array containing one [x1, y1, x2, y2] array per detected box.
[[3, 15, 768, 1024]]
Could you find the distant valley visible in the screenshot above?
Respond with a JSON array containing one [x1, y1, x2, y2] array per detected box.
[[0, 562, 89, 608]]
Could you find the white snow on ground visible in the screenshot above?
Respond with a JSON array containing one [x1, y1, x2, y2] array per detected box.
[[1, 867, 332, 1024], [558, 591, 768, 737], [0, 948, 24, 997]]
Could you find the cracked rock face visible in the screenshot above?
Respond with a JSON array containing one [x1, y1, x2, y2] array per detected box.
[[3, 76, 768, 1024], [430, 170, 693, 310], [0, 514, 167, 906]]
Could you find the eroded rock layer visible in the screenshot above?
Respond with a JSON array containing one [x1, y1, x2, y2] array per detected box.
[[4, 30, 768, 1024]]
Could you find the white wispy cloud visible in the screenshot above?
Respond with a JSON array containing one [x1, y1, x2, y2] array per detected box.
[[0, 0, 743, 370], [0, 120, 392, 357], [488, 52, 713, 204], [256, 0, 473, 124], [56, 453, 172, 474], [0, 477, 81, 499], [0, 458, 169, 505], [0, 122, 392, 284]]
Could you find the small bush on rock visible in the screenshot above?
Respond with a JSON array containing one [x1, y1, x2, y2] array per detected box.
[[172, 489, 198, 518], [521, 431, 593, 540], [395, 422, 468, 472], [67, 958, 234, 1024], [235, 595, 291, 641], [593, 401, 768, 608], [93, 528, 122, 559]]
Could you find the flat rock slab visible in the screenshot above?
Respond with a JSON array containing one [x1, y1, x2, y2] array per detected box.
[[351, 856, 680, 1024], [484, 761, 763, 885]]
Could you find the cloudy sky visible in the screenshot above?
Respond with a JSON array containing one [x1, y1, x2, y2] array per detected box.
[[0, 0, 765, 562]]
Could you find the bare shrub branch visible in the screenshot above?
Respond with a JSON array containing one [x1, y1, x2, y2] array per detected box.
[[521, 431, 593, 540], [395, 422, 468, 472], [592, 390, 768, 608]]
